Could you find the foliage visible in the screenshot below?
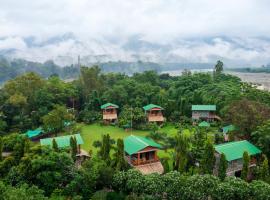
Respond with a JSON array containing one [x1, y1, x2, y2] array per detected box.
[[70, 136, 78, 161], [213, 60, 224, 77], [213, 177, 250, 200], [118, 106, 145, 130], [98, 134, 112, 163], [52, 139, 58, 152], [112, 139, 128, 171], [218, 153, 227, 181], [252, 120, 270, 157], [173, 133, 191, 172], [258, 155, 270, 182], [5, 148, 76, 196], [226, 99, 270, 138], [241, 151, 250, 181], [201, 140, 216, 174], [0, 183, 48, 200], [0, 137, 2, 161], [249, 180, 270, 200], [42, 105, 73, 136], [1, 65, 270, 199]]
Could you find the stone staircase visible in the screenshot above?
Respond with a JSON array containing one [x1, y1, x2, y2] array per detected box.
[[134, 161, 164, 175]]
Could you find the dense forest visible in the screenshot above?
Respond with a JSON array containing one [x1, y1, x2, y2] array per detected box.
[[1, 62, 270, 199]]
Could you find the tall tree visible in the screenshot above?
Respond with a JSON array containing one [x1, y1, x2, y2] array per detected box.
[[252, 120, 270, 158], [226, 99, 270, 139], [113, 139, 128, 171], [214, 60, 224, 76], [80, 66, 103, 100], [99, 134, 111, 162], [201, 140, 216, 174], [259, 155, 269, 182], [218, 153, 228, 181], [173, 133, 190, 172], [52, 139, 59, 152], [241, 151, 250, 181], [70, 136, 77, 161], [0, 137, 2, 161]]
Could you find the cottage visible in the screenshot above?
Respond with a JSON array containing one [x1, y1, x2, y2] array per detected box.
[[26, 128, 45, 140], [100, 103, 119, 123], [198, 121, 210, 127], [124, 135, 164, 174], [214, 140, 261, 176], [222, 125, 237, 141], [40, 134, 84, 154], [222, 125, 236, 134], [143, 104, 164, 123], [192, 105, 217, 121]]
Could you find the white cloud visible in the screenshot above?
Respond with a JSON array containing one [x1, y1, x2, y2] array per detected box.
[[0, 0, 270, 66], [0, 37, 27, 50]]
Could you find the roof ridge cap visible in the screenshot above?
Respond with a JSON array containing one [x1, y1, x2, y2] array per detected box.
[[131, 135, 149, 146], [215, 140, 247, 148]]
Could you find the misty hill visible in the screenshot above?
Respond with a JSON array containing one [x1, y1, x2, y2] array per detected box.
[[0, 57, 216, 84], [0, 33, 269, 67], [229, 65, 270, 73]]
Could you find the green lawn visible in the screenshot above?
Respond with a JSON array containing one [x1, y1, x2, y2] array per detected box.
[[80, 123, 149, 154], [80, 123, 178, 157]]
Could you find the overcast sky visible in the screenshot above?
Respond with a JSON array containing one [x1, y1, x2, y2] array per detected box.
[[0, 0, 270, 66]]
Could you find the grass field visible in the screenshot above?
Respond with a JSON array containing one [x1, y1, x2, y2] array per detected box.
[[80, 123, 178, 158]]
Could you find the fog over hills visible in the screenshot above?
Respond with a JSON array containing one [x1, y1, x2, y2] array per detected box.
[[0, 33, 270, 67], [1, 1, 270, 67]]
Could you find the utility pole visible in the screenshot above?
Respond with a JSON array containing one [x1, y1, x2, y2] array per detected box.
[[78, 55, 81, 68]]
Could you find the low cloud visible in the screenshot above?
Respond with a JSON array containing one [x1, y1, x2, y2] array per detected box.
[[0, 0, 270, 66]]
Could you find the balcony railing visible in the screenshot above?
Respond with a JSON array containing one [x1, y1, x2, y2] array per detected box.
[[148, 115, 164, 122], [103, 114, 117, 120], [125, 156, 159, 166]]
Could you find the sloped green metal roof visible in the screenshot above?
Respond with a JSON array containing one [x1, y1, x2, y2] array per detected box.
[[192, 105, 216, 111], [214, 140, 261, 161], [143, 104, 164, 111], [198, 121, 210, 127], [124, 135, 162, 155], [40, 134, 84, 148], [64, 121, 71, 127], [26, 128, 44, 138], [222, 125, 237, 134], [100, 103, 119, 109]]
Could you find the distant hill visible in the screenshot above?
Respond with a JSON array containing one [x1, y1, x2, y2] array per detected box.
[[0, 57, 215, 84], [0, 57, 80, 84], [229, 65, 270, 73]]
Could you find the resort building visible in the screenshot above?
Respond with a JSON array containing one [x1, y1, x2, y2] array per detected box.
[[40, 134, 84, 154], [143, 104, 164, 123], [25, 128, 45, 140], [124, 135, 164, 174], [214, 140, 261, 176], [192, 105, 218, 121], [101, 103, 119, 123], [198, 121, 210, 127], [222, 125, 237, 141]]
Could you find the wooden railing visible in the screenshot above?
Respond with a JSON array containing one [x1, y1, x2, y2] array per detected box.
[[148, 114, 164, 122], [132, 158, 159, 166], [192, 113, 217, 120], [103, 114, 117, 120], [125, 156, 159, 166]]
